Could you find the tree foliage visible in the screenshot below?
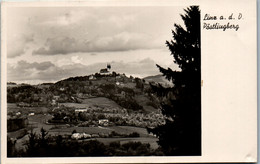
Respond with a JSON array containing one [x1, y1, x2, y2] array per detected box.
[[10, 129, 163, 157], [148, 6, 201, 155]]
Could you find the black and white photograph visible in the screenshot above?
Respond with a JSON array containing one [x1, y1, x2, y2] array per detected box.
[[1, 0, 257, 163], [5, 4, 201, 157]]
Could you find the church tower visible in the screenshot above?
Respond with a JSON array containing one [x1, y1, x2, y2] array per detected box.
[[107, 63, 111, 70]]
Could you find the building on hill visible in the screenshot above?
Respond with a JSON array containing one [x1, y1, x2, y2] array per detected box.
[[107, 63, 111, 69], [100, 63, 112, 75], [100, 68, 110, 75]]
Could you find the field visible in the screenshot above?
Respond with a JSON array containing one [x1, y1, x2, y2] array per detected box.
[[8, 103, 50, 114], [12, 123, 159, 151], [7, 102, 159, 152], [134, 95, 157, 113], [60, 97, 121, 108], [48, 125, 159, 149], [96, 137, 158, 149], [48, 125, 150, 137]]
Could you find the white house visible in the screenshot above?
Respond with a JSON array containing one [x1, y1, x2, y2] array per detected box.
[[98, 119, 109, 126], [71, 133, 91, 139], [59, 87, 65, 91], [89, 75, 96, 80], [75, 108, 89, 113], [100, 68, 111, 75]]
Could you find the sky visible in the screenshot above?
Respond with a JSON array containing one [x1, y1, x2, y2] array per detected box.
[[6, 6, 184, 84]]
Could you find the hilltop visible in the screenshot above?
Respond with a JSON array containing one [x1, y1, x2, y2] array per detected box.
[[143, 74, 173, 86], [7, 72, 165, 113]]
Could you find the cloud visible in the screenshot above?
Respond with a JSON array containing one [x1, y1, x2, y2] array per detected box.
[[8, 59, 93, 83], [7, 6, 183, 59], [6, 6, 183, 84], [17, 60, 55, 70], [41, 10, 95, 27], [8, 45, 26, 58], [8, 60, 57, 81], [97, 13, 135, 29], [32, 37, 77, 55], [7, 34, 34, 58], [32, 32, 160, 55], [71, 56, 83, 64]]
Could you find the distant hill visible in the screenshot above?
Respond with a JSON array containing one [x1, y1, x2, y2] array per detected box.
[[7, 82, 17, 85], [7, 72, 160, 113], [143, 74, 172, 86]]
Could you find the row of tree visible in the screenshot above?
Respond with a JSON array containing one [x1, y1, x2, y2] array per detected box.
[[8, 128, 163, 157]]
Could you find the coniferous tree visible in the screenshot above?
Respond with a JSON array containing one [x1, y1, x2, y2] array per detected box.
[[148, 6, 201, 156]]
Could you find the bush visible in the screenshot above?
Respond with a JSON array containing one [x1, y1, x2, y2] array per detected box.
[[97, 114, 106, 119], [122, 141, 142, 151], [146, 101, 158, 109], [109, 141, 121, 148], [128, 132, 140, 138]]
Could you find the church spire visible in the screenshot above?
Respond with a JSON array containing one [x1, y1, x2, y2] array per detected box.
[[107, 63, 111, 70]]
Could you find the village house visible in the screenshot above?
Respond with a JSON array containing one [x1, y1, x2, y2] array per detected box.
[[59, 87, 65, 91], [75, 108, 89, 113], [16, 112, 21, 116], [51, 99, 57, 105], [51, 95, 60, 105], [53, 95, 60, 100], [89, 75, 96, 80], [98, 119, 109, 126], [71, 133, 91, 140], [28, 113, 35, 116]]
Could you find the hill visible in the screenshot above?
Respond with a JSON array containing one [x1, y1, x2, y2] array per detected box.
[[143, 74, 172, 86], [7, 72, 160, 113]]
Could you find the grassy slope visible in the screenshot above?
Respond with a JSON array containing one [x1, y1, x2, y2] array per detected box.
[[60, 97, 121, 109]]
